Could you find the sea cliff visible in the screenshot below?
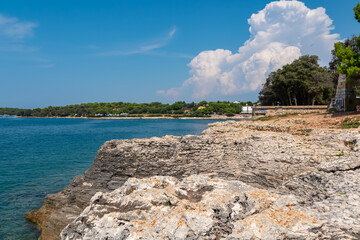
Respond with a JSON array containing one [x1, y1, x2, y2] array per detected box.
[[27, 117, 360, 239]]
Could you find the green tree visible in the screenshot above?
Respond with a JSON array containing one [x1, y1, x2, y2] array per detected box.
[[332, 3, 360, 81], [259, 55, 335, 106], [170, 101, 185, 111], [198, 100, 208, 106], [224, 108, 235, 116], [354, 3, 360, 22], [334, 39, 360, 80]]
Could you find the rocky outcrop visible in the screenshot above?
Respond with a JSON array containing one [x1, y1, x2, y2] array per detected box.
[[26, 121, 360, 239], [280, 165, 360, 239], [60, 175, 323, 240], [61, 165, 360, 240]]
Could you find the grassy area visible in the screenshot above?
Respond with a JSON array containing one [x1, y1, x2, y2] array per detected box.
[[341, 118, 360, 129]]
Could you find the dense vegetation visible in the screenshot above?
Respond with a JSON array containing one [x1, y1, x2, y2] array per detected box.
[[0, 108, 31, 116], [334, 36, 360, 81], [0, 101, 253, 117], [259, 55, 336, 106], [332, 3, 360, 81], [354, 3, 360, 23]]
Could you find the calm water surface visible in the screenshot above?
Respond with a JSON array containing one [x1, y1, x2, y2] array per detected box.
[[0, 117, 232, 239]]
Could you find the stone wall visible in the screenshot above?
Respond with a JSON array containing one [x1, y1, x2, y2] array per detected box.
[[252, 105, 328, 116]]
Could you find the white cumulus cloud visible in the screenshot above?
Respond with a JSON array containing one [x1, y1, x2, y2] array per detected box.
[[159, 0, 340, 99], [0, 13, 37, 39]]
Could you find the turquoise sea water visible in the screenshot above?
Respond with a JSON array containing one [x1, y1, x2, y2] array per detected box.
[[0, 117, 230, 240]]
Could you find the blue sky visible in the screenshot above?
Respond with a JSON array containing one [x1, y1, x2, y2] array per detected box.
[[0, 0, 358, 108]]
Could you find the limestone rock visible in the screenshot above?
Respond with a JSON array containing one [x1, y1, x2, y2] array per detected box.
[[26, 120, 360, 239], [60, 175, 323, 240]]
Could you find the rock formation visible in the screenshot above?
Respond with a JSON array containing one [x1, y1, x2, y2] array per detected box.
[[61, 175, 323, 240], [26, 120, 360, 239]]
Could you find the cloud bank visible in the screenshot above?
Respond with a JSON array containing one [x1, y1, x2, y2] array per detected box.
[[0, 13, 37, 39], [159, 0, 340, 99]]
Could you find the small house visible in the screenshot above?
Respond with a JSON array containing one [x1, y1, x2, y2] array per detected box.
[[241, 105, 252, 114]]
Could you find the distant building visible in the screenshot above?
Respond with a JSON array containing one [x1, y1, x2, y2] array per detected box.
[[241, 105, 252, 114], [233, 101, 240, 104], [198, 106, 205, 110]]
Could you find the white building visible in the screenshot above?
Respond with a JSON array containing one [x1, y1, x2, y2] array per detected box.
[[241, 105, 252, 114]]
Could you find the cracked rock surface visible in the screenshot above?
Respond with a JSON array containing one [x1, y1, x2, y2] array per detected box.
[[61, 175, 323, 240], [26, 120, 360, 239]]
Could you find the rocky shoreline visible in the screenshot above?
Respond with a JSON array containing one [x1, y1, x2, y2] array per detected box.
[[27, 118, 360, 239]]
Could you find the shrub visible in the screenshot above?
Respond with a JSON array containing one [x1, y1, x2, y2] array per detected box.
[[341, 118, 360, 129]]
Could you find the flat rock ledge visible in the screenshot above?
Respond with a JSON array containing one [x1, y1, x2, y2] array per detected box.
[[27, 121, 360, 239]]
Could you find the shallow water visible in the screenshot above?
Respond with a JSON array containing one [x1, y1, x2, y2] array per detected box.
[[0, 117, 231, 239]]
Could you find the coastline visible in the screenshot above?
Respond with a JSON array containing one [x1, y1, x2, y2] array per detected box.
[[16, 114, 252, 120], [2, 118, 220, 239], [26, 113, 360, 239]]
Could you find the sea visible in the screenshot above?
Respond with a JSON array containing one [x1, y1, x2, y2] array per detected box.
[[0, 117, 233, 240]]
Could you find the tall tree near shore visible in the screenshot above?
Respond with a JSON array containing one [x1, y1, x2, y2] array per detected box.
[[332, 3, 360, 81], [259, 55, 335, 106]]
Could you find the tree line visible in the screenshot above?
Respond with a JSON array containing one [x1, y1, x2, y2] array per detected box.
[[0, 101, 253, 117]]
